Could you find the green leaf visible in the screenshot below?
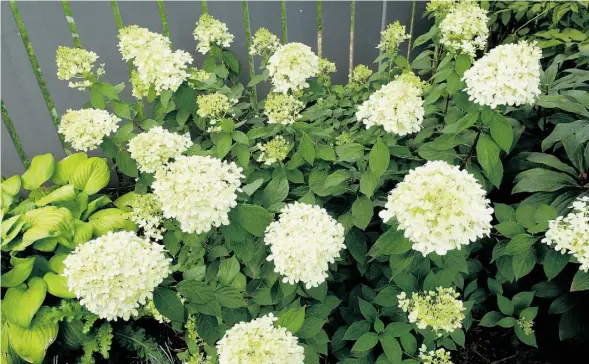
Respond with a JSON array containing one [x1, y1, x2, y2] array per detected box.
[[494, 203, 516, 222], [111, 99, 131, 119], [34, 184, 76, 207], [324, 170, 351, 189], [7, 307, 58, 363], [369, 139, 390, 178], [316, 144, 336, 161], [90, 85, 106, 109], [343, 320, 371, 340], [544, 249, 570, 280], [351, 332, 379, 352], [116, 150, 139, 177], [336, 143, 365, 162], [21, 154, 55, 190], [380, 336, 402, 364], [3, 277, 47, 328], [526, 153, 578, 176], [215, 132, 233, 158], [217, 256, 240, 285], [479, 311, 504, 327], [495, 221, 526, 238], [70, 157, 110, 195], [512, 250, 537, 279], [176, 280, 215, 304], [51, 152, 88, 185], [89, 208, 137, 236], [442, 113, 478, 134], [300, 134, 316, 165], [497, 295, 514, 316], [360, 171, 378, 198], [399, 333, 417, 354], [570, 270, 589, 292], [153, 287, 184, 322], [383, 322, 412, 337], [232, 204, 273, 237], [222, 51, 240, 73], [1, 257, 35, 288], [43, 272, 75, 298], [476, 134, 502, 187], [455, 54, 472, 76], [345, 229, 367, 264], [513, 168, 578, 194], [505, 234, 537, 255], [358, 299, 378, 322], [277, 306, 305, 334], [215, 286, 246, 308], [297, 318, 325, 339], [352, 197, 373, 229], [497, 317, 517, 328], [515, 204, 537, 229], [515, 324, 537, 347], [490, 116, 513, 152]]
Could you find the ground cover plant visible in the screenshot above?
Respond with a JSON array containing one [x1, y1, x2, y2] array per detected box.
[[1, 1, 588, 363]]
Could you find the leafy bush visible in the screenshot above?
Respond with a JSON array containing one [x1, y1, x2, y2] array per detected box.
[[2, 1, 588, 363]]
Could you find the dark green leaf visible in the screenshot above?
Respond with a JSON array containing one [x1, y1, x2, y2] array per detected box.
[[153, 287, 184, 322]]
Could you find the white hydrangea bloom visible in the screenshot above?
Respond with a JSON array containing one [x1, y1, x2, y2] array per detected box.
[[193, 14, 234, 54], [542, 196, 589, 272], [267, 43, 319, 93], [152, 156, 243, 234], [398, 287, 465, 335], [264, 93, 304, 125], [380, 160, 493, 255], [377, 21, 410, 54], [463, 41, 542, 108], [217, 314, 305, 364], [351, 64, 373, 84], [440, 2, 489, 57], [264, 202, 346, 288], [63, 231, 171, 321], [129, 193, 166, 241], [118, 25, 192, 97], [250, 28, 280, 57], [419, 345, 453, 364], [356, 73, 425, 136], [128, 127, 192, 174], [56, 46, 104, 90], [59, 108, 120, 151]]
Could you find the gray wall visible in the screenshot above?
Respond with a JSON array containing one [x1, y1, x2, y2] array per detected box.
[[1, 0, 430, 177]]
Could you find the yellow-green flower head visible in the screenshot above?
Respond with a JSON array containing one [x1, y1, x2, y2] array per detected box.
[[268, 42, 320, 93], [335, 132, 354, 146], [351, 64, 373, 84], [63, 231, 171, 321], [216, 314, 305, 364], [187, 67, 214, 88], [59, 108, 120, 152], [56, 46, 103, 90], [397, 71, 428, 94], [250, 28, 280, 57], [518, 317, 535, 336], [440, 1, 489, 57], [128, 126, 192, 174], [426, 0, 462, 18], [542, 196, 589, 272], [186, 354, 211, 364], [185, 315, 202, 343], [380, 161, 493, 255], [419, 345, 453, 364], [319, 58, 337, 75], [398, 287, 465, 334], [128, 193, 166, 241], [196, 93, 235, 124], [193, 14, 234, 54], [377, 21, 410, 54], [264, 93, 304, 125], [143, 300, 170, 324], [256, 136, 292, 165]]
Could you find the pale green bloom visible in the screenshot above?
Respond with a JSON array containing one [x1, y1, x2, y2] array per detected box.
[[143, 300, 170, 324], [128, 127, 192, 174], [318, 58, 337, 75], [335, 132, 354, 146], [194, 14, 234, 54], [264, 93, 304, 125], [351, 64, 373, 84], [256, 136, 292, 165], [426, 0, 461, 17], [250, 28, 280, 57], [440, 1, 489, 57], [518, 317, 535, 336], [59, 108, 120, 151], [397, 71, 428, 93], [398, 287, 465, 335], [187, 67, 214, 88], [56, 46, 104, 90], [128, 193, 166, 241], [377, 21, 410, 54], [196, 93, 235, 123], [419, 345, 453, 364]]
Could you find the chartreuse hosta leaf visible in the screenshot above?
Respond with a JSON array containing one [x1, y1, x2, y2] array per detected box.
[[1, 175, 21, 196], [0, 257, 35, 288], [21, 154, 55, 190], [88, 208, 137, 236], [70, 157, 110, 195], [7, 306, 59, 363], [3, 277, 47, 328], [34, 184, 76, 207], [43, 273, 75, 298], [51, 152, 88, 185], [16, 207, 74, 251], [1, 215, 26, 248]]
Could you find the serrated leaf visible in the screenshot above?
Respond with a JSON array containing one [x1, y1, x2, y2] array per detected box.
[[369, 139, 390, 178]]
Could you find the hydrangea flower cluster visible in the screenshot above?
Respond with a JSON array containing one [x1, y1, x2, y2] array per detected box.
[[398, 287, 465, 334], [335, 132, 354, 146], [197, 93, 235, 123], [377, 21, 410, 54], [187, 67, 214, 88], [216, 314, 305, 364], [419, 345, 453, 364], [380, 161, 493, 255], [542, 197, 589, 271], [62, 231, 171, 321], [250, 28, 280, 58], [143, 300, 170, 324], [440, 1, 489, 57], [351, 64, 373, 84], [463, 41, 542, 108], [56, 46, 104, 90], [318, 58, 337, 75], [426, 0, 460, 17], [518, 318, 535, 335], [152, 155, 243, 234], [264, 93, 304, 125], [193, 14, 234, 54], [264, 202, 346, 288], [129, 193, 166, 241], [355, 73, 425, 136], [118, 25, 192, 98], [267, 42, 319, 93], [128, 127, 192, 173], [256, 136, 292, 165], [59, 108, 120, 151]]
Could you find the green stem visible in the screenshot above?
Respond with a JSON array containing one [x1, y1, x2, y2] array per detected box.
[[201, 0, 208, 14], [406, 0, 416, 62], [317, 0, 323, 58], [1, 101, 30, 168], [280, 0, 288, 44], [348, 0, 355, 82], [61, 0, 82, 48], [157, 0, 170, 39], [241, 0, 257, 109]]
